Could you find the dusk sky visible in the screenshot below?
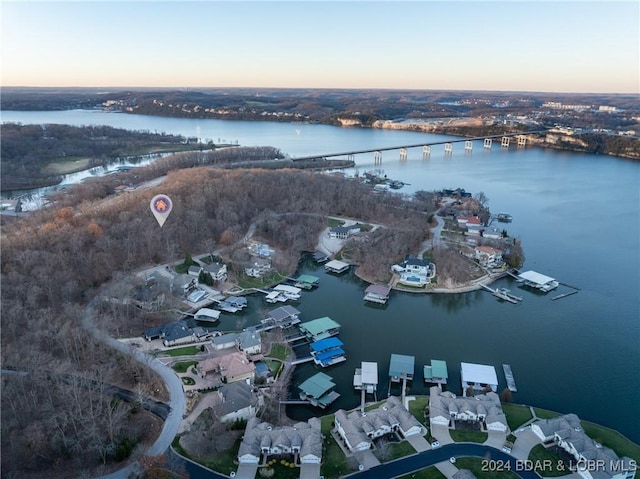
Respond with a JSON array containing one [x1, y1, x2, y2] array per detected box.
[[2, 1, 638, 93]]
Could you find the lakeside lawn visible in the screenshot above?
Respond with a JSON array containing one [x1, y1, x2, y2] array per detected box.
[[527, 444, 572, 477], [454, 457, 519, 479], [236, 271, 287, 290], [501, 403, 533, 430], [407, 396, 429, 424], [449, 429, 488, 443], [267, 343, 290, 361]]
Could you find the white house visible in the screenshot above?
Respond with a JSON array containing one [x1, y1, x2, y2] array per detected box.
[[238, 417, 323, 465], [329, 225, 360, 239], [474, 246, 503, 267], [532, 414, 636, 479], [334, 395, 425, 453], [428, 386, 507, 432], [203, 262, 228, 282]]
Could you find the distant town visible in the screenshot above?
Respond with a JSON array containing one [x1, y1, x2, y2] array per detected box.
[[3, 87, 639, 160]]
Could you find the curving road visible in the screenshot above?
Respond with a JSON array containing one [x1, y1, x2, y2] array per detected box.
[[83, 302, 186, 479], [345, 443, 542, 479]]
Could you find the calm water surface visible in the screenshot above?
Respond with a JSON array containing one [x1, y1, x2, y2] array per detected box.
[[2, 110, 639, 442]]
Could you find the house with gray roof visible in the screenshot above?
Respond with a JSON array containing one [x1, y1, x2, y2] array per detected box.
[[429, 386, 507, 432], [238, 417, 322, 465], [531, 414, 636, 479], [214, 381, 257, 424], [236, 327, 261, 355], [333, 395, 426, 453]]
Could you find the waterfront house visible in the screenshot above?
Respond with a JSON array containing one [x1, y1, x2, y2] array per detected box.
[[131, 283, 165, 312], [215, 380, 257, 424], [298, 316, 341, 341], [245, 256, 272, 278], [428, 386, 507, 432], [460, 362, 498, 395], [482, 227, 503, 240], [334, 395, 425, 453], [236, 327, 262, 355], [532, 414, 636, 479], [238, 417, 323, 465], [188, 265, 201, 276], [474, 246, 503, 268], [212, 332, 239, 350], [173, 274, 196, 297], [198, 351, 255, 383], [329, 225, 360, 239], [203, 262, 228, 282]]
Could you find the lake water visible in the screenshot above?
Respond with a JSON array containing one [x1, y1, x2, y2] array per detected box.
[[2, 109, 639, 443]]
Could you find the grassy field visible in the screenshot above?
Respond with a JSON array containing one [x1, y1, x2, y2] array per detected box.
[[449, 429, 488, 443], [407, 396, 429, 424], [374, 440, 416, 462], [502, 403, 534, 430], [162, 345, 201, 357], [327, 218, 345, 228], [526, 444, 572, 477], [236, 271, 287, 289], [454, 457, 519, 479], [580, 420, 640, 463], [43, 157, 92, 175], [172, 360, 198, 373], [397, 467, 446, 479], [267, 343, 290, 361]]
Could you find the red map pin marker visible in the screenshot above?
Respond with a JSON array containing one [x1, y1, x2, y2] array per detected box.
[[150, 194, 173, 227]]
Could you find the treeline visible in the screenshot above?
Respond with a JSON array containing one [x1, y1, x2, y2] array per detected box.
[[1, 123, 187, 190], [0, 167, 432, 477]]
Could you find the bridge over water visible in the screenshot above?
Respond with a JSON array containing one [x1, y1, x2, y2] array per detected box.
[[291, 129, 547, 164]]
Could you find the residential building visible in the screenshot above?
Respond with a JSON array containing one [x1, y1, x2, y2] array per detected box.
[[238, 417, 323, 465], [333, 395, 426, 453], [429, 386, 508, 432], [532, 414, 636, 479], [329, 225, 360, 239], [212, 332, 238, 351], [214, 381, 257, 424], [198, 351, 255, 383], [236, 327, 262, 355], [203, 262, 228, 282], [143, 320, 195, 347], [474, 246, 503, 268]]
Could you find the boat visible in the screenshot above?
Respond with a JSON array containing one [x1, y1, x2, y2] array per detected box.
[[497, 213, 513, 222]]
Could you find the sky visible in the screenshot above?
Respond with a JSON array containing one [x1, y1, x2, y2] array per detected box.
[[2, 1, 639, 93]]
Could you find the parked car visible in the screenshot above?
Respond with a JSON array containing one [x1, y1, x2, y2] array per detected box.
[[431, 441, 440, 448], [449, 457, 456, 464]]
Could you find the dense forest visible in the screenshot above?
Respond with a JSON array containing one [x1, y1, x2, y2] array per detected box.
[[0, 123, 188, 190], [0, 156, 434, 477]]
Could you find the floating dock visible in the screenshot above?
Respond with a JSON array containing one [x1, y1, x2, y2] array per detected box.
[[480, 284, 523, 304], [364, 284, 392, 304], [551, 290, 579, 301], [325, 259, 350, 274], [516, 270, 559, 293], [502, 364, 518, 392], [292, 274, 320, 289]]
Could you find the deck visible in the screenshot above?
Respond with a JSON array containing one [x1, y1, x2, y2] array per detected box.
[[502, 364, 518, 392]]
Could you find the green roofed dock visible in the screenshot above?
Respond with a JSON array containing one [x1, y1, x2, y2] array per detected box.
[[298, 316, 341, 341], [293, 274, 320, 289], [298, 372, 340, 408], [424, 359, 448, 388], [388, 353, 415, 403]]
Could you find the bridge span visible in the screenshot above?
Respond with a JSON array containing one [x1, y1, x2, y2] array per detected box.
[[290, 129, 547, 162]]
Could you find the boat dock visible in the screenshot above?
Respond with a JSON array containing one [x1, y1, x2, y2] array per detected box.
[[551, 290, 579, 301], [502, 364, 518, 392], [480, 284, 523, 304]]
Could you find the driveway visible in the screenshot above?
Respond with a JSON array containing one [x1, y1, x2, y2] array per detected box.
[[299, 463, 321, 479], [485, 430, 507, 449], [354, 450, 381, 470], [407, 434, 432, 453], [511, 427, 541, 461]]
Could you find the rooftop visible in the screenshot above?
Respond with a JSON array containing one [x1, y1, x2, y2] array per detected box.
[[299, 372, 336, 399], [460, 362, 498, 385], [299, 317, 341, 338], [518, 270, 556, 285], [389, 353, 415, 379], [424, 359, 448, 379], [310, 337, 344, 353]]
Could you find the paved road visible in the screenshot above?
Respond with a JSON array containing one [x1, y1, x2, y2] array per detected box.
[[344, 443, 542, 479], [83, 302, 186, 479]]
